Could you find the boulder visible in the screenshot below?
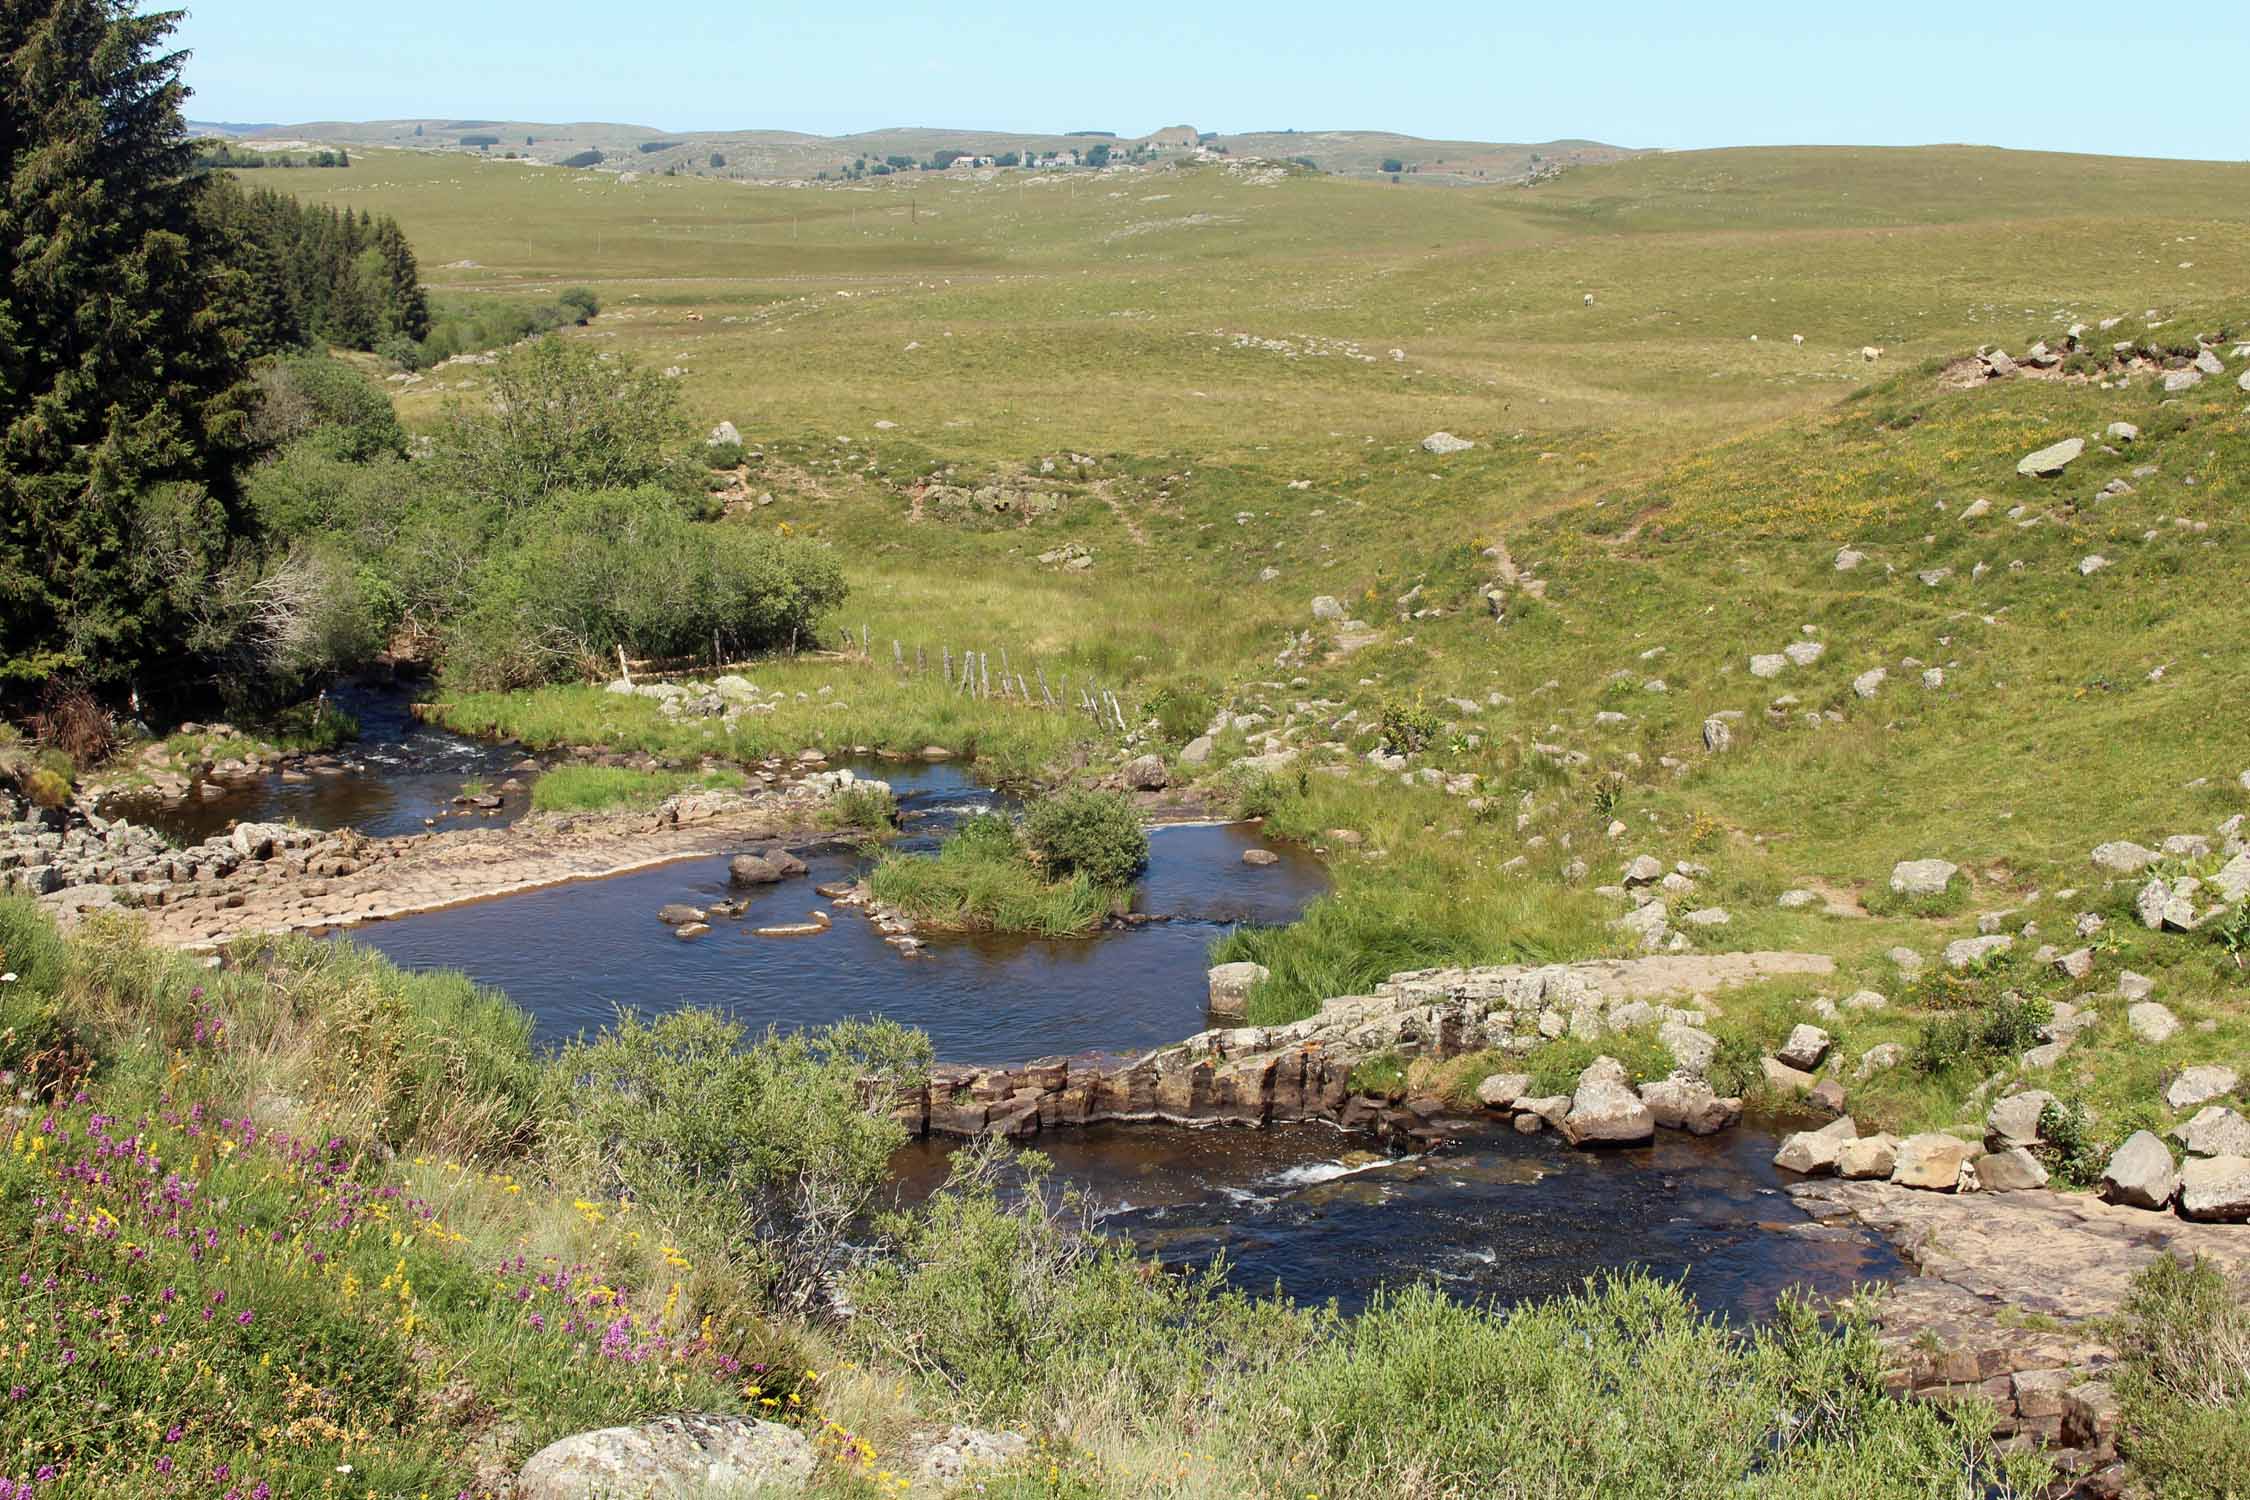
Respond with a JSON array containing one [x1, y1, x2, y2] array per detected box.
[[2100, 1131, 2178, 1210], [1834, 547, 1866, 571], [916, 1428, 1030, 1490], [1310, 595, 1345, 621], [1420, 431, 1474, 455], [1984, 1090, 2057, 1151], [1702, 717, 1733, 753], [1852, 668, 1887, 699], [2212, 853, 2250, 904], [2016, 438, 2084, 477], [1854, 1042, 1905, 1079], [2090, 840, 2159, 875], [2166, 1066, 2239, 1112], [1774, 1116, 1859, 1176], [1945, 935, 2013, 971], [1889, 858, 1958, 897], [1560, 1057, 1655, 1146], [1121, 754, 1171, 790], [2128, 1002, 2181, 1045], [1637, 1073, 1740, 1135], [1205, 962, 1269, 1018], [1476, 1072, 1534, 1110], [1761, 1056, 1818, 1095], [1784, 640, 1825, 667], [656, 903, 707, 926], [1179, 735, 1216, 766], [1891, 1132, 1975, 1191], [1749, 653, 1788, 679], [1658, 1020, 1718, 1076], [1241, 848, 1280, 866], [729, 850, 807, 886], [2117, 971, 2156, 1002], [1776, 1023, 1832, 1071], [1612, 900, 1669, 952], [2178, 1156, 2250, 1223], [1975, 1146, 2049, 1192], [2106, 421, 2140, 442], [1837, 1133, 1900, 1179], [2175, 1106, 2250, 1159], [517, 1415, 814, 1500]]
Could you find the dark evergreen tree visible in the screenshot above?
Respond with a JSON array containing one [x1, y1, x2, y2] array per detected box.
[[0, 1, 258, 690]]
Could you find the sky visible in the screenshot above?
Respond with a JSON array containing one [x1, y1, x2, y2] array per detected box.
[[170, 1, 2249, 160]]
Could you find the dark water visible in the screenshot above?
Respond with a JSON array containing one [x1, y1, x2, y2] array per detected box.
[[141, 690, 1902, 1317], [110, 681, 535, 842], [347, 784, 1328, 1057], [889, 1119, 1903, 1321]]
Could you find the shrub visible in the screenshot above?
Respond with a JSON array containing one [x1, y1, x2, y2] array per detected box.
[[425, 338, 689, 509], [558, 1010, 930, 1305], [819, 782, 898, 830], [1023, 789, 1148, 887], [557, 286, 600, 323], [867, 814, 1113, 937], [2036, 1097, 2104, 1188], [559, 149, 603, 168], [1349, 1049, 1407, 1096], [1378, 694, 1437, 754], [247, 353, 407, 462], [27, 679, 116, 768], [2113, 1255, 2250, 1495], [1911, 992, 2053, 1077], [705, 438, 746, 469]]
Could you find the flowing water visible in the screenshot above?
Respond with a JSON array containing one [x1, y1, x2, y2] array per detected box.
[[129, 684, 1903, 1312]]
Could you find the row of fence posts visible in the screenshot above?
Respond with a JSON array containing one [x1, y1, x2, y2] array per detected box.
[[842, 624, 1127, 732]]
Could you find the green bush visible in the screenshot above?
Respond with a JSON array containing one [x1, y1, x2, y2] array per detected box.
[[247, 352, 408, 462], [867, 814, 1114, 937], [819, 782, 898, 830], [559, 1009, 930, 1301], [1378, 694, 1438, 754], [425, 338, 689, 509], [529, 765, 745, 814], [1023, 789, 1147, 887], [443, 487, 847, 689], [1912, 992, 2053, 1078], [2114, 1254, 2250, 1496]]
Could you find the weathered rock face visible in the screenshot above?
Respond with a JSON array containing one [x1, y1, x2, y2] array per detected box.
[[2101, 1132, 2179, 1210], [1775, 1117, 1858, 1176], [1120, 753, 1171, 791], [1975, 1146, 2050, 1192], [1892, 1133, 1974, 1191], [517, 1414, 814, 1499], [1889, 858, 1958, 897], [2166, 1066, 2240, 1112], [1560, 1056, 1654, 1146], [2178, 1156, 2250, 1223], [1205, 961, 1269, 1019], [1837, 1133, 1899, 1180], [2176, 1107, 2250, 1160], [1984, 1090, 2056, 1152]]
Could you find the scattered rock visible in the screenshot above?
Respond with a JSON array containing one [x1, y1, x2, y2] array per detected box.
[[1121, 754, 1171, 791], [2175, 1107, 2250, 1159], [1206, 962, 1269, 1018], [2128, 1002, 2181, 1045], [1975, 1146, 2049, 1192], [2090, 840, 2159, 875], [2016, 438, 2084, 477], [1776, 1024, 1832, 1071], [516, 1415, 814, 1500], [1944, 935, 2013, 971], [1420, 431, 1474, 455], [1560, 1056, 1655, 1146], [1837, 1133, 1900, 1179], [1985, 1090, 2057, 1152], [2178, 1156, 2250, 1223], [2166, 1066, 2240, 1112], [1476, 1072, 1533, 1110], [916, 1428, 1031, 1490], [1892, 1132, 1975, 1191], [1889, 858, 1958, 897], [1775, 1116, 1860, 1176], [2101, 1131, 2179, 1210]]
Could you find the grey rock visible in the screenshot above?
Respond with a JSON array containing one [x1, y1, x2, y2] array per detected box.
[[1121, 753, 1171, 791], [1776, 1023, 1832, 1071], [1837, 1132, 1900, 1179], [2090, 841, 2159, 875], [1852, 668, 1886, 699], [2167, 1066, 2240, 1111], [1476, 1072, 1534, 1110], [1842, 989, 1889, 1013], [1889, 858, 1958, 897], [1892, 1132, 1975, 1191], [1888, 947, 1925, 977], [1975, 1146, 2050, 1191], [2053, 947, 2095, 980], [1561, 1056, 1655, 1146], [2101, 1131, 2179, 1210], [1310, 595, 1345, 621], [1784, 640, 1825, 667], [2161, 367, 2203, 393], [2106, 421, 2140, 442], [1622, 854, 1665, 886], [2212, 853, 2250, 904], [916, 1428, 1030, 1490], [2117, 971, 2156, 1002], [1637, 1073, 1740, 1134], [517, 1414, 814, 1500], [1420, 431, 1474, 455], [2175, 1106, 2250, 1159], [1834, 547, 1867, 571], [2078, 554, 2110, 577], [1205, 962, 1269, 1018], [1761, 1056, 1818, 1095], [1945, 934, 2013, 970], [2128, 1002, 2181, 1045], [2178, 1156, 2250, 1222], [1178, 735, 1215, 766], [1985, 1090, 2057, 1151], [1659, 1020, 1719, 1076], [1775, 1116, 1860, 1176], [1749, 653, 1788, 679], [1702, 717, 1733, 753], [656, 903, 707, 926], [2016, 438, 2084, 477]]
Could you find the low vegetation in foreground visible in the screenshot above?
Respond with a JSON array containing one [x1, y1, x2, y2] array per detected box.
[[868, 794, 1147, 937], [526, 763, 746, 814], [26, 898, 2250, 1497]]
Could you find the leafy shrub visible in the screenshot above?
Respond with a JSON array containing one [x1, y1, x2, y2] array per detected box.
[[560, 1010, 930, 1304], [1911, 992, 2053, 1077], [705, 439, 746, 469], [2113, 1255, 2250, 1495], [1147, 684, 1214, 746], [819, 782, 898, 830], [1378, 694, 1437, 754], [557, 286, 600, 323], [1023, 789, 1148, 887], [867, 814, 1113, 937], [426, 339, 689, 509], [2036, 1098, 2104, 1188], [247, 353, 407, 462]]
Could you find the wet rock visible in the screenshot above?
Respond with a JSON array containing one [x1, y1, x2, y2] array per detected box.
[[728, 849, 807, 886], [673, 922, 712, 940], [1637, 1073, 1739, 1135], [1892, 1132, 1975, 1191], [2178, 1156, 2250, 1222], [1241, 848, 1280, 867], [656, 903, 707, 926], [517, 1414, 814, 1500], [2100, 1131, 2177, 1210]]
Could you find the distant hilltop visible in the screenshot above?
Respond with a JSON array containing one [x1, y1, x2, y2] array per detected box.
[[189, 117, 1643, 185]]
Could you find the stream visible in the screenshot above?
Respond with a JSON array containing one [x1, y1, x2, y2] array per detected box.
[[126, 683, 1905, 1316]]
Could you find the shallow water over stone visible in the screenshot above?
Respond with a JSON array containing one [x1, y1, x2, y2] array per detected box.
[[890, 1119, 1903, 1319], [111, 681, 534, 842]]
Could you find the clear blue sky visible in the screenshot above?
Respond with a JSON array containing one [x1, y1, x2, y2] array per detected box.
[[171, 1, 2247, 159]]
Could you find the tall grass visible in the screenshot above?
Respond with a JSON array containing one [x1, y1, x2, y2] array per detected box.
[[528, 763, 745, 813], [868, 814, 1119, 938]]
